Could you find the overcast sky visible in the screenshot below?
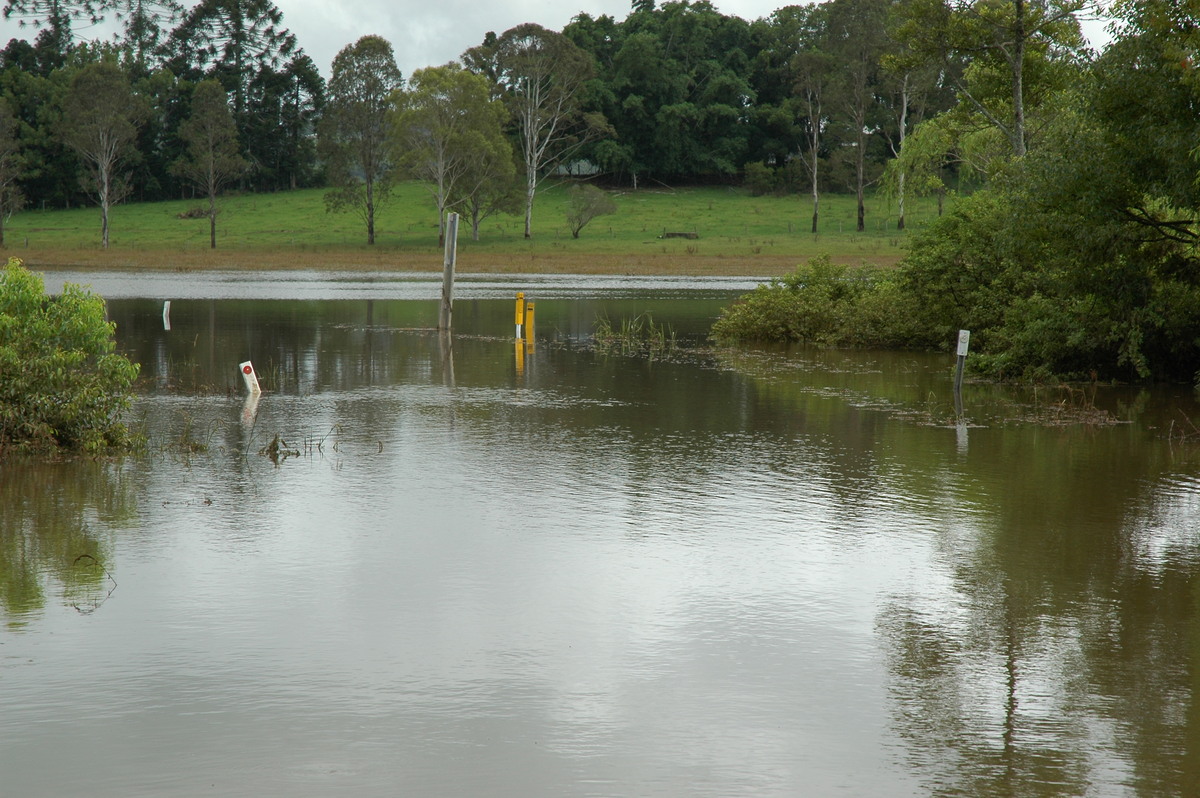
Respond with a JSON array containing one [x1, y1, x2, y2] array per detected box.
[[0, 1, 784, 78], [2, 0, 1110, 80], [260, 1, 788, 78]]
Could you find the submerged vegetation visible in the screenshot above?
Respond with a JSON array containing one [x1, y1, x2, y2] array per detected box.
[[711, 256, 938, 350], [593, 313, 679, 360]]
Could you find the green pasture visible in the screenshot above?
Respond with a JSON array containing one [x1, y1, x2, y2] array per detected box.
[[5, 182, 948, 267]]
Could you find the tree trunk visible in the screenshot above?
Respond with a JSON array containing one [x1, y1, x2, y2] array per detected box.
[[810, 152, 820, 235], [208, 191, 217, 249], [856, 180, 865, 233], [897, 76, 909, 231], [524, 171, 535, 239], [1011, 0, 1028, 157], [366, 180, 376, 245]]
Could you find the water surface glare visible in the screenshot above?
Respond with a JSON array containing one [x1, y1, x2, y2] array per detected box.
[[4, 277, 1200, 796]]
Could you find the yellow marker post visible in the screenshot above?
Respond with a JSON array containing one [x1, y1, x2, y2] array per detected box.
[[515, 292, 526, 338], [523, 302, 535, 341], [515, 337, 525, 376]]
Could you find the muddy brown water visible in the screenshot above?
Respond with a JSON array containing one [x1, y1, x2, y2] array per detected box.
[[4, 272, 1200, 796]]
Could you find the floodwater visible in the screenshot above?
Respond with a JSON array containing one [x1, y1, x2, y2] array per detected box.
[[5, 271, 1200, 797]]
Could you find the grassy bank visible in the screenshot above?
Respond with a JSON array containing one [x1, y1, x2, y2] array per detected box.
[[4, 183, 945, 276]]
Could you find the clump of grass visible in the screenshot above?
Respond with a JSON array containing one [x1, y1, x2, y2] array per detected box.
[[164, 414, 215, 455], [593, 313, 678, 360], [258, 433, 300, 465]]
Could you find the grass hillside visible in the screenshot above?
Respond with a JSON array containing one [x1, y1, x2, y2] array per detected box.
[[5, 182, 948, 276]]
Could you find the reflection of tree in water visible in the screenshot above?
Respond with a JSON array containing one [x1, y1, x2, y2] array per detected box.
[[879, 580, 1095, 796], [0, 460, 136, 627], [877, 454, 1200, 796]]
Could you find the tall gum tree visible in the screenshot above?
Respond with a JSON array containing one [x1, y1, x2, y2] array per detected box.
[[785, 3, 836, 234], [465, 23, 600, 239], [825, 0, 890, 232], [893, 0, 1089, 159]]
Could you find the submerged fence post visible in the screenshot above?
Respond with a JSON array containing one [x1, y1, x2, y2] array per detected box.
[[162, 300, 171, 331], [240, 360, 262, 395], [953, 329, 970, 419], [954, 330, 970, 393], [439, 212, 459, 331]]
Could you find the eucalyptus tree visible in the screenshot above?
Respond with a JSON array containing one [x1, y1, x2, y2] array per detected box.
[[319, 35, 403, 246], [786, 3, 836, 233], [465, 23, 601, 239], [454, 144, 520, 242], [393, 62, 510, 246], [877, 1, 957, 230], [892, 0, 1089, 159], [825, 0, 890, 232], [173, 79, 247, 248], [58, 60, 147, 248]]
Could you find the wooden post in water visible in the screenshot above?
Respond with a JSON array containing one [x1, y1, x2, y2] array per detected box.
[[439, 212, 459, 331], [950, 328, 969, 405]]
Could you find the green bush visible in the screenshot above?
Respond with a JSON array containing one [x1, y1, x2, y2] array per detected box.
[[743, 162, 777, 196], [0, 258, 140, 455], [711, 256, 938, 347]]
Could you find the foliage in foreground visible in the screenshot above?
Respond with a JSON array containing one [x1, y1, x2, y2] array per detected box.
[[0, 259, 140, 455]]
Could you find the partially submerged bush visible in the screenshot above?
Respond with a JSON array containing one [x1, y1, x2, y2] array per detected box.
[[711, 256, 938, 348], [0, 258, 140, 455]]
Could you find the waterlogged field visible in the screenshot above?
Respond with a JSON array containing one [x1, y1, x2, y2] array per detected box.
[[4, 274, 1200, 797]]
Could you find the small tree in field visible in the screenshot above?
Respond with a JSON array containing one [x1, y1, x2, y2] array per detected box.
[[0, 258, 140, 456], [59, 61, 147, 249], [566, 184, 616, 239], [173, 79, 248, 249]]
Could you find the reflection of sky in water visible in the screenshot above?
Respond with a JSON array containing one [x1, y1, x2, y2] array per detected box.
[[39, 270, 766, 301]]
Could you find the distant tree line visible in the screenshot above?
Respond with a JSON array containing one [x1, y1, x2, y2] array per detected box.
[[0, 0, 1109, 246]]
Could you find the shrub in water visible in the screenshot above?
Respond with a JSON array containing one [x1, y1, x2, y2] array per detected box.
[[0, 258, 140, 455], [711, 256, 937, 347]]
